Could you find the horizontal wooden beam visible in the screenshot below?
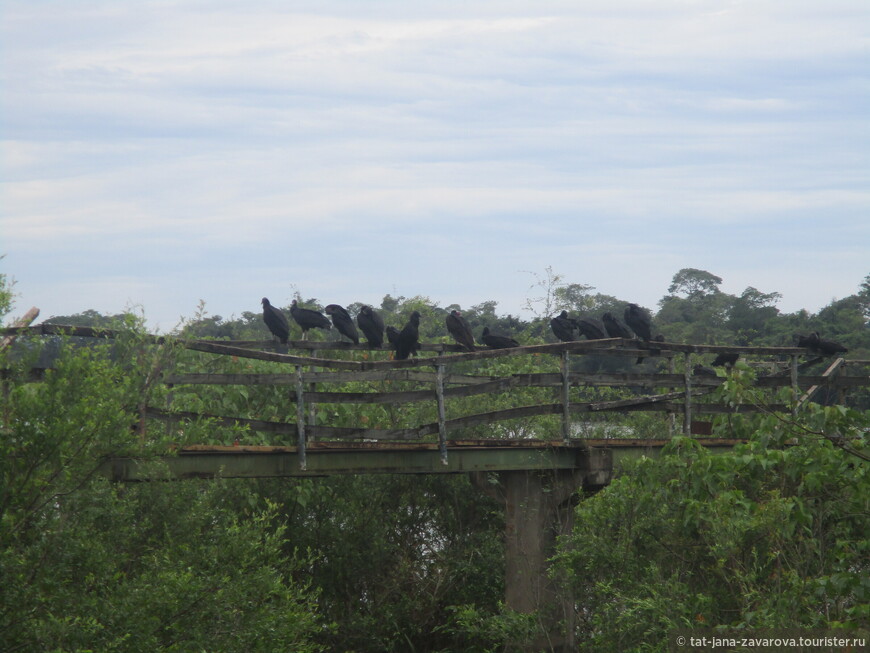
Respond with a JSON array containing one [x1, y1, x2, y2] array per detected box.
[[4, 325, 821, 367]]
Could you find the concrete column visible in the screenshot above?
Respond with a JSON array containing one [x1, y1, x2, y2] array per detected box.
[[501, 469, 582, 653]]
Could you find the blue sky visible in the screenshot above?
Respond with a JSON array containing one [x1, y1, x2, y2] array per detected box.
[[2, 1, 868, 331]]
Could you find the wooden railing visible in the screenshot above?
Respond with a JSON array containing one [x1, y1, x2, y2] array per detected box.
[[4, 324, 868, 469]]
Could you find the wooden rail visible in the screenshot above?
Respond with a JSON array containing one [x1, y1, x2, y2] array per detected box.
[[4, 324, 868, 470]]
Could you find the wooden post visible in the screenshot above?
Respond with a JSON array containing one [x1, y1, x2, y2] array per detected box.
[[798, 357, 845, 410], [560, 350, 570, 443], [435, 363, 448, 465], [308, 349, 318, 436], [790, 354, 799, 416], [295, 365, 307, 471], [683, 352, 692, 435], [0, 307, 40, 351]]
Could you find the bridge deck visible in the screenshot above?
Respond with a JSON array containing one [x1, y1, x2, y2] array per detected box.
[[102, 438, 744, 484]]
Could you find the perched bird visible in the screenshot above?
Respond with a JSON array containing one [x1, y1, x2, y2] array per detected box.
[[550, 311, 576, 342], [394, 311, 421, 360], [712, 352, 739, 367], [692, 364, 717, 377], [602, 312, 633, 339], [574, 317, 607, 340], [261, 297, 290, 344], [325, 304, 359, 345], [386, 326, 401, 347], [289, 299, 331, 340], [624, 303, 652, 342], [357, 305, 385, 348], [446, 309, 476, 352], [481, 326, 519, 349], [801, 332, 848, 356]]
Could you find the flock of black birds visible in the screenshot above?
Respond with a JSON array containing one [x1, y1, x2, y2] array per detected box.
[[261, 298, 848, 364], [261, 298, 500, 360]]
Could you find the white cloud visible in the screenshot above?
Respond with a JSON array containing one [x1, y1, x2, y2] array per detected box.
[[1, 0, 868, 328]]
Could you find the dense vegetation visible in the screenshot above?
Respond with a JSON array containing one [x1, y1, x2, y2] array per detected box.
[[1, 268, 868, 651]]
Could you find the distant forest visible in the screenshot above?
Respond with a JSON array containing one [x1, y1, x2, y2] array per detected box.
[[46, 267, 870, 360]]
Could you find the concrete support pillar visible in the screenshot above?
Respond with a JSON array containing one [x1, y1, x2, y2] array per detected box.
[[501, 469, 582, 653]]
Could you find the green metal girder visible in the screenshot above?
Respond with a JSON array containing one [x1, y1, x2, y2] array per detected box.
[[100, 439, 739, 484], [102, 444, 611, 483]]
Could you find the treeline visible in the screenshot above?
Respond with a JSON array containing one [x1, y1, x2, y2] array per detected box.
[[43, 267, 870, 357]]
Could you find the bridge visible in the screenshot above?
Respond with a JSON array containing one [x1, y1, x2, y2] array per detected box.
[[5, 318, 868, 652]]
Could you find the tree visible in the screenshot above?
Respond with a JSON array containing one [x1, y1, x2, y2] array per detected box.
[[0, 285, 323, 652], [726, 286, 782, 344], [667, 268, 723, 298], [858, 273, 870, 320], [555, 378, 870, 651], [523, 266, 566, 319]]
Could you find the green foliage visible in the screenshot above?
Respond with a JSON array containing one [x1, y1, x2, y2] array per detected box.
[[0, 265, 14, 320], [257, 474, 506, 653], [435, 603, 537, 653], [668, 268, 723, 298], [0, 313, 323, 652], [555, 375, 870, 652]]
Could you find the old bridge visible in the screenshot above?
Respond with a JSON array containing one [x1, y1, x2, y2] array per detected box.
[[6, 316, 869, 652]]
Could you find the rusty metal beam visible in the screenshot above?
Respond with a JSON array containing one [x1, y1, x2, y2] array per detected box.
[[100, 438, 741, 483]]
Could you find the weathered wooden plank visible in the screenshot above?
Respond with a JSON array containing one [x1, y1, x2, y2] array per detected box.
[[0, 324, 823, 358], [0, 327, 824, 370], [295, 365, 307, 469], [303, 370, 493, 385], [578, 389, 711, 413], [162, 370, 867, 391], [0, 307, 40, 351], [145, 406, 298, 435], [306, 388, 435, 404], [560, 351, 570, 442], [798, 357, 845, 409], [684, 353, 692, 435], [436, 364, 448, 464], [166, 373, 301, 385], [156, 370, 868, 409], [183, 340, 365, 370]]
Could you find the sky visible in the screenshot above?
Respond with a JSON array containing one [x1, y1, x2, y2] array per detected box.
[[2, 0, 868, 332]]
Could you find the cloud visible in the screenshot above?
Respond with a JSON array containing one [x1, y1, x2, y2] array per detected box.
[[1, 0, 868, 328]]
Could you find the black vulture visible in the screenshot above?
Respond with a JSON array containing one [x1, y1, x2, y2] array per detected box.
[[481, 326, 519, 349], [446, 309, 476, 352], [712, 352, 739, 367], [261, 297, 290, 344], [394, 311, 421, 360], [289, 299, 331, 340], [325, 304, 359, 344], [624, 303, 652, 341], [386, 325, 401, 347], [802, 332, 848, 356], [357, 305, 385, 348], [692, 364, 717, 377], [550, 311, 576, 342], [602, 312, 633, 339], [574, 316, 607, 340]]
